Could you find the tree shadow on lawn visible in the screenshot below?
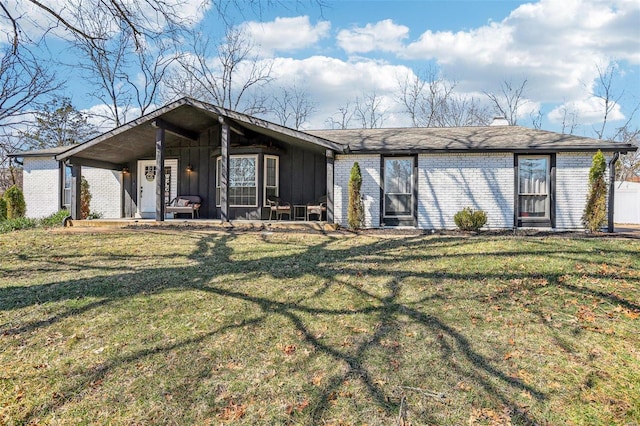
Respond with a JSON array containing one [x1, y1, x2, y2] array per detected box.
[[2, 232, 639, 424]]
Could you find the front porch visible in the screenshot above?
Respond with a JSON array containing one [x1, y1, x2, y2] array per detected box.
[[55, 98, 344, 223]]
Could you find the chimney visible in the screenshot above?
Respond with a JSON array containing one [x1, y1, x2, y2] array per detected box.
[[490, 117, 509, 126]]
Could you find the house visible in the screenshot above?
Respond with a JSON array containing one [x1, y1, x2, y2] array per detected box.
[[9, 97, 637, 231]]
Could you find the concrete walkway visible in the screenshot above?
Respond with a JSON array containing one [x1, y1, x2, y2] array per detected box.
[[614, 224, 640, 238]]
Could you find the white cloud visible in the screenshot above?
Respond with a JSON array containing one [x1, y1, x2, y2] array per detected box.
[[241, 16, 330, 56], [548, 96, 625, 125], [337, 19, 409, 54], [401, 0, 640, 105], [259, 56, 413, 128]]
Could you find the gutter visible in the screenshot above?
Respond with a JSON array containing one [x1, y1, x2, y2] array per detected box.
[[607, 152, 620, 233]]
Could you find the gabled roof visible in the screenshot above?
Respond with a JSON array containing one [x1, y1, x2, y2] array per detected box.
[[54, 98, 345, 166], [8, 145, 76, 158], [308, 126, 637, 154]]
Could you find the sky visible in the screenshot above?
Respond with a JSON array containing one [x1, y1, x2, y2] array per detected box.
[[4, 0, 640, 139]]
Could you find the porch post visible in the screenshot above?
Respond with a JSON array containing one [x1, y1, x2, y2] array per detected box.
[[326, 149, 334, 223], [607, 152, 620, 233], [70, 164, 82, 220], [155, 127, 166, 222], [219, 117, 230, 222]]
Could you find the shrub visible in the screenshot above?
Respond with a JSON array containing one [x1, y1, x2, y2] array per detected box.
[[40, 210, 72, 228], [0, 217, 37, 233], [81, 177, 91, 219], [347, 162, 364, 230], [0, 197, 6, 221], [454, 207, 487, 232], [582, 150, 608, 233], [3, 185, 26, 219]]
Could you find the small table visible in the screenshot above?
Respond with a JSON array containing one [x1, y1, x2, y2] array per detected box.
[[293, 205, 307, 221]]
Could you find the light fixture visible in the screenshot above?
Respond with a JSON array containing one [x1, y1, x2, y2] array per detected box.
[[186, 165, 194, 172], [122, 166, 129, 174]]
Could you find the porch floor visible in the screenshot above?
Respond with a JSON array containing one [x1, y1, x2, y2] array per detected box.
[[67, 218, 338, 232]]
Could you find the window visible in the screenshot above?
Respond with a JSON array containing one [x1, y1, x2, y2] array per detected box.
[[264, 155, 279, 204], [216, 155, 258, 207], [518, 156, 549, 219], [62, 165, 72, 210], [384, 157, 413, 217]]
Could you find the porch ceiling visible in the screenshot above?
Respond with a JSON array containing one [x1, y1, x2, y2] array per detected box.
[[56, 98, 345, 168]]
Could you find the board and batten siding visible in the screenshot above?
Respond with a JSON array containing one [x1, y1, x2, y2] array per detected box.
[[418, 153, 514, 229], [333, 155, 381, 228]]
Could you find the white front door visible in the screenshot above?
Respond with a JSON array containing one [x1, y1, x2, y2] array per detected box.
[[137, 159, 178, 218]]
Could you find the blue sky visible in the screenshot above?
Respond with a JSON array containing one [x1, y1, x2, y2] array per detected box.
[[4, 0, 640, 139]]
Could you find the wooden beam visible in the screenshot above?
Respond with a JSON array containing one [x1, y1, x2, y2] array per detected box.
[[155, 127, 166, 222], [219, 117, 230, 222], [65, 157, 123, 170], [152, 118, 199, 141], [70, 165, 82, 220], [326, 149, 334, 223]]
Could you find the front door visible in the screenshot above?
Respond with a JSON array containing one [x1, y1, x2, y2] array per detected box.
[[137, 159, 178, 218]]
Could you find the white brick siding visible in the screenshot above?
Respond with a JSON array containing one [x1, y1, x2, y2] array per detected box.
[[83, 167, 122, 218], [23, 157, 60, 218], [334, 155, 381, 228], [418, 153, 514, 229], [555, 152, 610, 230]]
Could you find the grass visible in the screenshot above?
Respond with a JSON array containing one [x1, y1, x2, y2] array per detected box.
[[1, 228, 639, 425]]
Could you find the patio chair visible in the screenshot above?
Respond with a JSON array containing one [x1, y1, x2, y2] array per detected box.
[[266, 196, 292, 220], [306, 195, 327, 221]]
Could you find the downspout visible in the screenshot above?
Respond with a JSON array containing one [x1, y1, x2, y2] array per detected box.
[[607, 152, 620, 233]]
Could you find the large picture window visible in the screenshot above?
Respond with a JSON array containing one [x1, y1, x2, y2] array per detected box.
[[216, 155, 258, 207], [384, 157, 413, 217], [518, 156, 549, 218]]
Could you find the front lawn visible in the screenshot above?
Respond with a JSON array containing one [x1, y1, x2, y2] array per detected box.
[[1, 228, 639, 425]]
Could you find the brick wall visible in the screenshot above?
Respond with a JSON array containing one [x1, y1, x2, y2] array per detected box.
[[334, 155, 381, 228], [555, 152, 611, 230], [84, 167, 122, 218], [23, 157, 60, 218], [418, 153, 514, 229]]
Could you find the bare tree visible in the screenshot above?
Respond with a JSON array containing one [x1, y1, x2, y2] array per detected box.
[[397, 67, 455, 127], [557, 104, 580, 135], [592, 63, 625, 140], [398, 67, 491, 127], [167, 26, 273, 114], [0, 47, 59, 188], [485, 79, 528, 125], [326, 103, 355, 130], [1, 0, 198, 55], [270, 84, 316, 129], [353, 92, 387, 129]]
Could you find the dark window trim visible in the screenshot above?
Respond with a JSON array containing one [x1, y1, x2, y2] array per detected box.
[[514, 154, 556, 228], [380, 155, 418, 227]]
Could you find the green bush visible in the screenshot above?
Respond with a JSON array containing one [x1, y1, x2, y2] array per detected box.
[[40, 210, 71, 227], [0, 197, 6, 221], [347, 162, 364, 230], [454, 207, 487, 232], [0, 217, 37, 233], [3, 185, 26, 219], [81, 177, 91, 219], [582, 150, 607, 232]]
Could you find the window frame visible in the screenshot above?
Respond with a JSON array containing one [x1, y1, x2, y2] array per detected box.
[[517, 155, 550, 220], [216, 154, 259, 208], [61, 164, 72, 210], [383, 156, 415, 219], [263, 155, 279, 205]]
